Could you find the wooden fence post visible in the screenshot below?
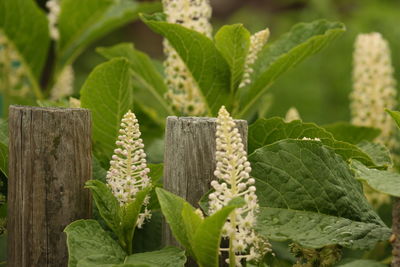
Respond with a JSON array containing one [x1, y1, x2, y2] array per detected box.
[[163, 116, 247, 248], [392, 198, 400, 266], [8, 106, 92, 267]]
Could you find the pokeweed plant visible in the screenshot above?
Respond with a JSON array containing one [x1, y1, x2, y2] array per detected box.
[[2, 0, 400, 267], [64, 110, 187, 266]]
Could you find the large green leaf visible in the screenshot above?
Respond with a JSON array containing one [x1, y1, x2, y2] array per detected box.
[[214, 24, 250, 91], [57, 0, 161, 70], [357, 141, 392, 168], [257, 207, 389, 250], [124, 247, 186, 267], [323, 122, 380, 144], [351, 160, 400, 197], [155, 188, 196, 256], [0, 0, 50, 99], [80, 58, 133, 162], [248, 117, 384, 168], [156, 188, 241, 266], [237, 20, 345, 118], [65, 219, 126, 267], [249, 139, 390, 249], [98, 43, 173, 126], [77, 254, 122, 267], [386, 109, 400, 128], [85, 180, 121, 235], [192, 205, 237, 267], [141, 13, 231, 116], [0, 0, 49, 79]]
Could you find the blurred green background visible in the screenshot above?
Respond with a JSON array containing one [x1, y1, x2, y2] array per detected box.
[[35, 0, 400, 125]]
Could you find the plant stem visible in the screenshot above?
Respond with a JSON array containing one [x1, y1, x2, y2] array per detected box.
[[229, 213, 236, 267], [392, 197, 400, 266]]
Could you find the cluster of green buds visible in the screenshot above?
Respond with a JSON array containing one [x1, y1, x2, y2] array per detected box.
[[106, 110, 152, 228], [291, 244, 342, 267]]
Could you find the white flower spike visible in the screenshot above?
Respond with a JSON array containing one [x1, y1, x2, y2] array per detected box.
[[285, 107, 301, 122], [162, 0, 213, 116], [351, 32, 398, 150], [239, 28, 270, 88], [46, 0, 61, 40], [106, 110, 152, 228], [51, 65, 74, 100], [209, 106, 271, 266]]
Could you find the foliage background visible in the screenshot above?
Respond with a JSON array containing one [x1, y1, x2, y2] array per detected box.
[[33, 0, 400, 125], [2, 0, 400, 265]]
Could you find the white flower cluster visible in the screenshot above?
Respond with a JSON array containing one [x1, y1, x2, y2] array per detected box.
[[209, 106, 270, 266], [51, 65, 74, 100], [350, 32, 398, 150], [0, 33, 31, 97], [285, 107, 301, 122], [46, 0, 61, 40], [239, 29, 270, 88], [106, 110, 152, 228], [301, 137, 321, 141], [162, 0, 212, 116]]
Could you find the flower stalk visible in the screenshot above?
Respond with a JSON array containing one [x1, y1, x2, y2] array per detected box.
[[106, 110, 152, 228], [209, 106, 270, 266]]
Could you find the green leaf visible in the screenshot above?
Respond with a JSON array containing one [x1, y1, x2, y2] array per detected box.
[[0, 119, 8, 146], [93, 156, 107, 182], [257, 207, 390, 250], [147, 163, 163, 210], [77, 254, 122, 267], [337, 260, 386, 267], [351, 160, 400, 197], [85, 180, 121, 235], [155, 188, 196, 257], [119, 187, 152, 254], [141, 13, 231, 116], [57, 0, 161, 70], [237, 20, 345, 118], [249, 139, 390, 249], [0, 0, 50, 79], [214, 24, 250, 91], [248, 117, 384, 168], [124, 247, 186, 267], [0, 143, 8, 177], [192, 205, 237, 267], [357, 141, 392, 168], [323, 122, 380, 144], [181, 202, 203, 248], [0, 0, 49, 100], [65, 219, 126, 267], [80, 58, 133, 162], [133, 210, 163, 252], [97, 43, 173, 126], [386, 109, 400, 129]]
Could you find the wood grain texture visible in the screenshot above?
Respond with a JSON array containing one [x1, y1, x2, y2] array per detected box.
[[392, 197, 400, 267], [162, 116, 247, 249], [8, 106, 92, 267]]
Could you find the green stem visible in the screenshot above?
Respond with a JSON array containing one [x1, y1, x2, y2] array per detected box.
[[228, 213, 236, 267]]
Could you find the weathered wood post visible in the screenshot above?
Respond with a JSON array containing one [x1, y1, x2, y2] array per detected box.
[[163, 116, 247, 247], [8, 106, 92, 267], [392, 198, 400, 266]]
